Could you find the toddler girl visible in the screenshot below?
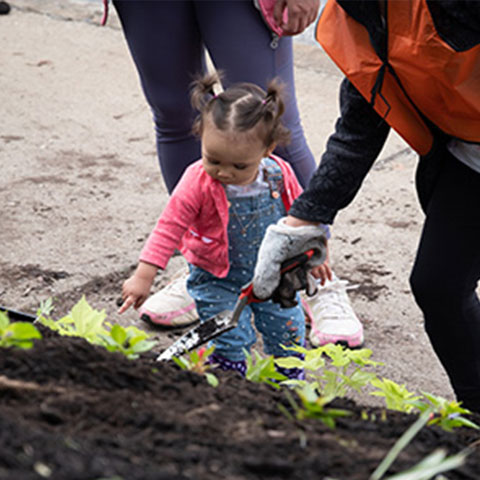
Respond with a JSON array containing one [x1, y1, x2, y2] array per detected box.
[[119, 73, 308, 376]]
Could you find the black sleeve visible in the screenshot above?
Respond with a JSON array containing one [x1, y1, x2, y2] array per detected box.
[[289, 78, 390, 224], [427, 0, 480, 51]]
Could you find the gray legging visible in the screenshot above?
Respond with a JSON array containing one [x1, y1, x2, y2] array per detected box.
[[113, 0, 316, 192]]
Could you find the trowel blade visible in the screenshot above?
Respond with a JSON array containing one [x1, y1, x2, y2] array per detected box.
[[156, 309, 236, 361]]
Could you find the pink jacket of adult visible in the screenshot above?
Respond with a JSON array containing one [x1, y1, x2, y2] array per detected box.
[[140, 155, 303, 278]]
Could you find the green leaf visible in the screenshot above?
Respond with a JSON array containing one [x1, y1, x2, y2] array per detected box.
[[370, 378, 420, 413], [36, 297, 54, 318], [172, 356, 190, 370], [69, 296, 107, 340], [8, 323, 42, 340], [130, 339, 158, 354], [110, 324, 127, 345], [274, 356, 304, 369], [384, 448, 468, 480], [370, 409, 433, 480], [0, 311, 10, 330], [0, 321, 42, 350], [205, 372, 219, 387], [37, 296, 108, 342]]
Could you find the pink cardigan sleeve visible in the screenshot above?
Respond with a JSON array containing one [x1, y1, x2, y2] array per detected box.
[[139, 166, 202, 269]]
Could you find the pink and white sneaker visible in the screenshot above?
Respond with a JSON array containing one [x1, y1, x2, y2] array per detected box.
[[304, 274, 364, 348], [139, 271, 197, 328]]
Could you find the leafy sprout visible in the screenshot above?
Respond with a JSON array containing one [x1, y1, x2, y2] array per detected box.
[[36, 297, 157, 359], [98, 324, 158, 360], [276, 344, 380, 398], [280, 383, 351, 429], [410, 392, 479, 432], [172, 345, 219, 387], [0, 310, 42, 349], [370, 378, 421, 413], [244, 349, 287, 389], [36, 295, 109, 342]]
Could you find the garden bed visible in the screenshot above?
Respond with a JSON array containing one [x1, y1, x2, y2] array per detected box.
[[0, 326, 479, 480]]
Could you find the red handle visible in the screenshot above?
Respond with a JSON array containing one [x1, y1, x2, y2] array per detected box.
[[239, 248, 317, 304]]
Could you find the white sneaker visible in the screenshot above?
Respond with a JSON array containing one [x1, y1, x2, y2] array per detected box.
[[139, 270, 198, 327], [304, 274, 364, 348]]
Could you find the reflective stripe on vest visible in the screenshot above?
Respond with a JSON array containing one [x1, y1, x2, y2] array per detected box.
[[316, 0, 480, 156]]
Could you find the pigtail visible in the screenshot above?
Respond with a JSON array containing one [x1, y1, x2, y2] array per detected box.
[[190, 72, 220, 110], [264, 79, 286, 119], [262, 78, 290, 147], [190, 71, 224, 136]]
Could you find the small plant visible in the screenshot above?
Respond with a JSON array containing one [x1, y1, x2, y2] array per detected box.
[[280, 383, 351, 429], [0, 310, 42, 349], [370, 378, 421, 413], [98, 324, 158, 360], [276, 344, 381, 398], [383, 448, 469, 480], [36, 297, 54, 318], [244, 349, 287, 389], [411, 392, 479, 432], [173, 345, 219, 387], [369, 408, 470, 480], [37, 297, 157, 360], [36, 295, 109, 342]]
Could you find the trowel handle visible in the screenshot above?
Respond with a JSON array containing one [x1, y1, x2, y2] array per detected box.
[[240, 248, 318, 304], [279, 248, 317, 274]]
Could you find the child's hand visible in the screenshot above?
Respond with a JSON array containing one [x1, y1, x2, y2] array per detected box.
[[118, 276, 150, 314], [118, 262, 158, 314], [310, 243, 332, 285], [310, 262, 333, 286]]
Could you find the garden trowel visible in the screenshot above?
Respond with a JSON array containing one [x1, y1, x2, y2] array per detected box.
[[157, 249, 318, 361]]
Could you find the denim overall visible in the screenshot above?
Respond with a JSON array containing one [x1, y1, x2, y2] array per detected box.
[[187, 159, 305, 363]]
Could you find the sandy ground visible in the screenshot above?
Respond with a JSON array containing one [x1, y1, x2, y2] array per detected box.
[[1, 1, 457, 404]]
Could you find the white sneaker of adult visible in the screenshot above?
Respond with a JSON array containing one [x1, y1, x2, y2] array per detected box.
[[304, 274, 364, 348], [139, 270, 198, 327]]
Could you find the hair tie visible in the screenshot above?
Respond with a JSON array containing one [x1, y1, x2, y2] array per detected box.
[[261, 99, 267, 105]]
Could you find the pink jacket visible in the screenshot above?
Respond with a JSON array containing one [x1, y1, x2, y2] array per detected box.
[[140, 155, 303, 278]]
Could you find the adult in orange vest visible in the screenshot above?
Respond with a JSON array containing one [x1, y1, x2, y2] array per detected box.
[[253, 0, 480, 411]]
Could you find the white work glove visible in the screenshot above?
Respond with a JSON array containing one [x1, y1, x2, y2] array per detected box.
[[252, 217, 327, 306]]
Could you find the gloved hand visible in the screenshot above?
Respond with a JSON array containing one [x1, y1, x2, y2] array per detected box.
[[252, 217, 327, 305], [271, 270, 318, 308]]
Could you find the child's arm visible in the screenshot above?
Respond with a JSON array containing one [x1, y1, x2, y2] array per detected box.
[[118, 261, 158, 314]]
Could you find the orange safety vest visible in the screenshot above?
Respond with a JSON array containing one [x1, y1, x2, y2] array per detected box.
[[316, 0, 480, 155]]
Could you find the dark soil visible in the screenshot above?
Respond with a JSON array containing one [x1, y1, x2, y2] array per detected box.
[[0, 327, 479, 480]]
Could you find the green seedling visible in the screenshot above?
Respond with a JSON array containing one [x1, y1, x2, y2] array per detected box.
[[244, 349, 288, 389], [0, 310, 42, 349], [36, 295, 109, 342], [277, 344, 380, 398], [280, 383, 351, 429], [370, 378, 421, 413], [173, 345, 219, 387], [37, 297, 157, 360], [410, 392, 479, 432], [36, 297, 54, 318], [384, 448, 469, 480], [370, 407, 469, 480], [98, 324, 158, 360]]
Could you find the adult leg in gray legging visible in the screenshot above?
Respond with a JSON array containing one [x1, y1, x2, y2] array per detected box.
[[113, 0, 316, 192]]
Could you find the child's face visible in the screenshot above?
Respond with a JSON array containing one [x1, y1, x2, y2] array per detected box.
[[201, 120, 273, 186]]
